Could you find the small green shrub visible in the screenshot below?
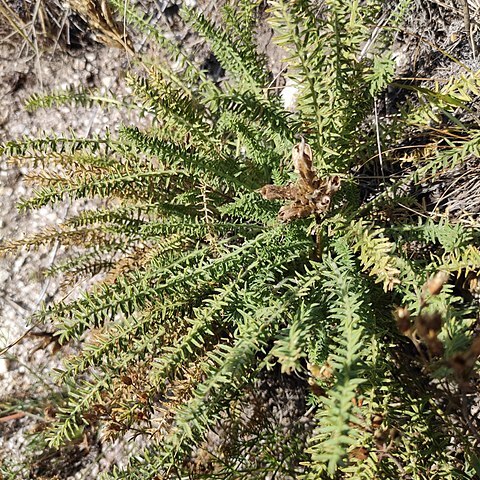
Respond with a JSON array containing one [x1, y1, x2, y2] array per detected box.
[[3, 1, 480, 478]]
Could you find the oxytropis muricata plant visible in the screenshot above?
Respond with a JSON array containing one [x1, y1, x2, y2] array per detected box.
[[2, 0, 480, 478]]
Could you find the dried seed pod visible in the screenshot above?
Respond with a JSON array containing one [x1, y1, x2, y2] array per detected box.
[[316, 195, 331, 211], [259, 184, 297, 201], [306, 188, 323, 201], [351, 396, 364, 408], [450, 353, 467, 379], [329, 175, 341, 193], [278, 203, 314, 222], [416, 312, 442, 338], [427, 337, 444, 357], [396, 306, 411, 334], [260, 140, 340, 222], [371, 414, 384, 429], [349, 446, 369, 460], [426, 271, 449, 296], [452, 336, 480, 378], [292, 140, 315, 187], [469, 336, 480, 357]]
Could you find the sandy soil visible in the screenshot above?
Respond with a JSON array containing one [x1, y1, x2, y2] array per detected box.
[[0, 31, 145, 476]]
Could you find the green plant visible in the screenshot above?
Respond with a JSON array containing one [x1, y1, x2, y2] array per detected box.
[[3, 0, 480, 478]]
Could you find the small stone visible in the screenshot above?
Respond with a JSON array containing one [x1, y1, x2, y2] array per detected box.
[[73, 58, 86, 70], [281, 80, 299, 112], [0, 108, 9, 127], [0, 270, 9, 283], [0, 358, 10, 374], [13, 256, 26, 273], [101, 76, 115, 88]]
